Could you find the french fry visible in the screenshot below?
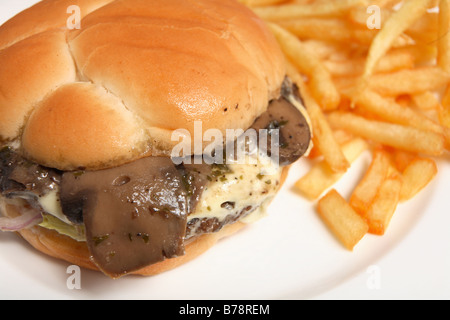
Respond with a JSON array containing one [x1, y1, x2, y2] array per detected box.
[[245, 0, 447, 246], [279, 18, 354, 43], [279, 18, 370, 44], [287, 62, 350, 172], [350, 148, 391, 216], [375, 50, 416, 73], [412, 91, 441, 111], [407, 12, 439, 44], [353, 89, 444, 136], [368, 67, 450, 96], [438, 0, 450, 73], [399, 158, 438, 201], [327, 111, 445, 156], [391, 45, 437, 65], [324, 51, 415, 77], [440, 85, 450, 129], [254, 0, 364, 21], [268, 23, 340, 110], [301, 39, 344, 60], [392, 150, 417, 172], [333, 75, 360, 95], [238, 0, 289, 7], [279, 18, 413, 48], [291, 0, 316, 4], [295, 138, 368, 200], [305, 145, 322, 160], [364, 176, 403, 235], [369, 0, 404, 8], [361, 0, 433, 90], [387, 33, 416, 48], [440, 105, 450, 129], [349, 6, 439, 44], [317, 189, 369, 251], [332, 129, 354, 146]]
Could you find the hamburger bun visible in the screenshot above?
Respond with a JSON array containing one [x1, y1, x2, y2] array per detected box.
[[0, 0, 310, 278], [0, 0, 286, 171]]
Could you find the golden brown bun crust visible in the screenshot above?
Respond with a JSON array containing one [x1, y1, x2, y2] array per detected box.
[[0, 0, 115, 50], [18, 219, 247, 276], [0, 0, 286, 171], [12, 166, 289, 277], [0, 30, 77, 142], [23, 82, 148, 170]]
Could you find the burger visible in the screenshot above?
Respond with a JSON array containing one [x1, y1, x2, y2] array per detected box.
[[0, 0, 312, 278]]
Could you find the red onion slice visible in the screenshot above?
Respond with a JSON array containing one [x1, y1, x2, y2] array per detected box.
[[0, 207, 43, 232]]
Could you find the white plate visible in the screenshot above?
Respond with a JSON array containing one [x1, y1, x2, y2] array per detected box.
[[1, 1, 449, 300]]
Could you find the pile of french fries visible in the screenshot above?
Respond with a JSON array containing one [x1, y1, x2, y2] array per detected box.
[[240, 0, 450, 250]]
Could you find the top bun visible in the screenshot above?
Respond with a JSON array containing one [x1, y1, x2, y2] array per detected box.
[[0, 0, 286, 171]]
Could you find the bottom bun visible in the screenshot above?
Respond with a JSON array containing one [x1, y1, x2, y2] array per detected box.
[[12, 166, 290, 276], [18, 218, 247, 276]]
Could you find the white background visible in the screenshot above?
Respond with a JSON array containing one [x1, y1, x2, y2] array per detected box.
[[0, 0, 449, 300]]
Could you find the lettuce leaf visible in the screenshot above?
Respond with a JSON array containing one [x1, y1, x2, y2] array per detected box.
[[39, 214, 86, 242]]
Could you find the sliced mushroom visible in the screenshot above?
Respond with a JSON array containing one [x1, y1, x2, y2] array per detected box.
[[251, 95, 311, 167], [60, 157, 188, 278], [0, 146, 61, 199]]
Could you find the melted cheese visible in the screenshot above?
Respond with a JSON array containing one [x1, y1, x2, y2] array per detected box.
[[36, 152, 282, 241], [39, 191, 72, 225], [189, 152, 282, 224]]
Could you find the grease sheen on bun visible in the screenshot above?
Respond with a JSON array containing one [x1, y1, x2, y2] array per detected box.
[[0, 0, 286, 171]]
